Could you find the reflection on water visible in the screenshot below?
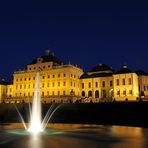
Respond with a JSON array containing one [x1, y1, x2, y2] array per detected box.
[[0, 124, 148, 148]]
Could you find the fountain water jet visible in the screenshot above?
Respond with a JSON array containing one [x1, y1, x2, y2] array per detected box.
[[28, 72, 42, 134], [14, 72, 63, 135]]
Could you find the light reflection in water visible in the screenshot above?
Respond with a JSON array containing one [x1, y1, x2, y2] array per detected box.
[[0, 124, 148, 148]]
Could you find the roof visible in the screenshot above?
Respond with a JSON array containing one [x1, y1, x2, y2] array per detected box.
[[114, 65, 133, 74], [88, 64, 113, 73], [0, 79, 11, 85], [80, 72, 113, 79], [29, 52, 63, 65], [135, 70, 148, 76]]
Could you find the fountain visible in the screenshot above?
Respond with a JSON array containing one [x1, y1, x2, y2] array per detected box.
[[28, 72, 42, 133], [14, 72, 62, 134]]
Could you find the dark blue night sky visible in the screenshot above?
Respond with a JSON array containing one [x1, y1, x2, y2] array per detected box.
[[0, 0, 148, 81]]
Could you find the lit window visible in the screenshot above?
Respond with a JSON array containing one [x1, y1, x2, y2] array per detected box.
[[129, 90, 132, 94], [42, 83, 44, 88], [116, 79, 119, 85], [82, 83, 84, 89], [117, 90, 120, 95], [47, 83, 49, 87], [110, 81, 113, 87], [102, 81, 105, 87], [96, 82, 98, 88], [89, 82, 91, 88], [63, 91, 66, 95], [128, 78, 132, 85], [123, 90, 126, 95], [122, 79, 125, 85]]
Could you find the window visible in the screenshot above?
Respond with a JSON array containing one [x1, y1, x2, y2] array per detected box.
[[48, 75, 50, 78], [16, 85, 18, 90], [24, 85, 26, 89], [110, 81, 113, 87], [71, 82, 72, 86], [123, 90, 126, 95], [129, 90, 132, 95], [43, 76, 45, 79], [116, 79, 119, 85], [58, 74, 60, 78], [71, 74, 73, 77], [63, 74, 66, 77], [117, 90, 120, 95], [122, 79, 125, 85], [102, 90, 106, 98], [29, 68, 31, 70], [16, 79, 18, 82], [63, 91, 66, 96], [89, 82, 91, 88], [58, 82, 60, 87], [82, 91, 85, 97], [63, 82, 66, 86], [58, 91, 60, 96], [102, 81, 105, 87], [52, 91, 54, 96], [96, 82, 98, 88], [20, 85, 22, 89], [33, 77, 35, 80], [47, 83, 49, 87], [95, 90, 99, 98], [20, 78, 22, 81], [144, 86, 147, 91], [43, 66, 45, 69], [74, 82, 75, 87], [29, 78, 31, 81], [53, 75, 55, 78], [82, 83, 84, 89], [28, 84, 30, 89], [42, 83, 44, 88], [47, 91, 49, 96], [42, 92, 44, 97], [88, 91, 92, 97], [52, 82, 55, 87], [128, 78, 132, 85], [24, 78, 26, 81]]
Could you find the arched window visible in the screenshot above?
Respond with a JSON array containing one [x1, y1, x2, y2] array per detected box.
[[88, 91, 92, 97], [82, 91, 85, 97], [102, 90, 106, 98], [95, 90, 99, 98]]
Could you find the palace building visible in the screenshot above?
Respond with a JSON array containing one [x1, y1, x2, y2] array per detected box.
[[0, 50, 148, 103]]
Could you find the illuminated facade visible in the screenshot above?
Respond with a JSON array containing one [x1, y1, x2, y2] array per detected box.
[[0, 50, 148, 103]]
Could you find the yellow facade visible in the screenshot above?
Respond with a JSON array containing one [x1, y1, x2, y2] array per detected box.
[[138, 75, 148, 98], [113, 73, 139, 101], [0, 51, 148, 103]]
